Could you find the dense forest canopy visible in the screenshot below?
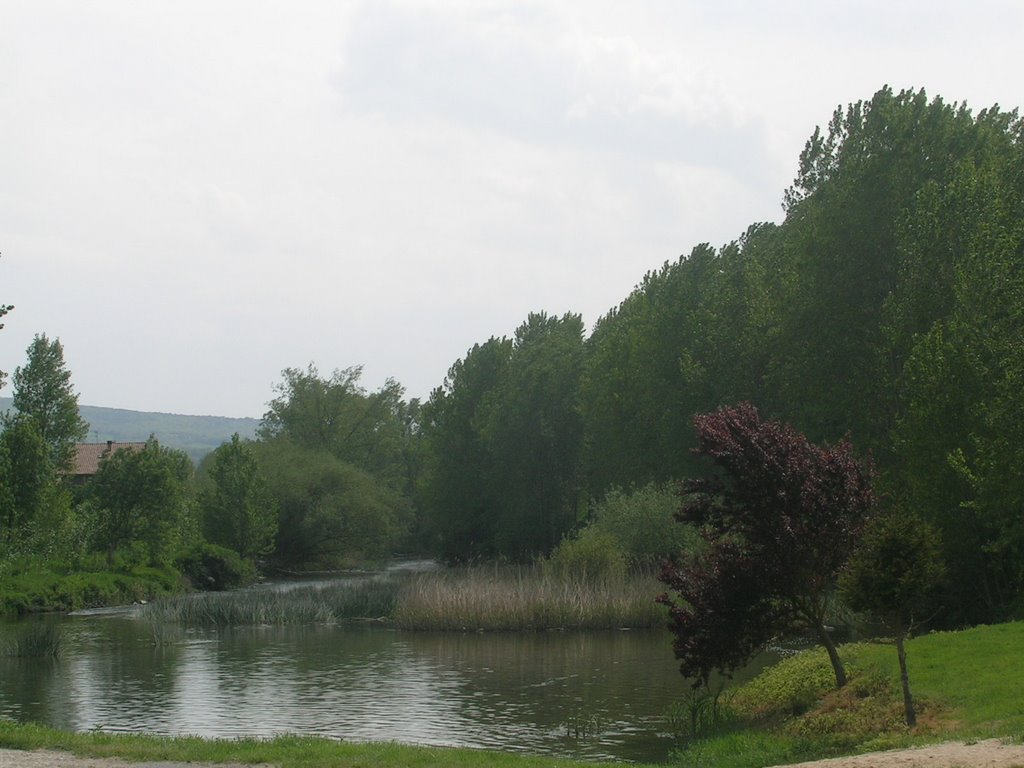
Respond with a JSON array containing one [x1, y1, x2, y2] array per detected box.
[[420, 86, 1024, 625], [3, 86, 1023, 627]]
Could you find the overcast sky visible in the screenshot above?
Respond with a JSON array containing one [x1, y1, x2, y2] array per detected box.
[[1, 1, 1021, 419]]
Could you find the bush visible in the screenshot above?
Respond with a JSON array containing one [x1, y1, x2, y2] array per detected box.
[[0, 564, 180, 615], [586, 482, 697, 569], [174, 543, 254, 591], [545, 529, 627, 582], [729, 648, 842, 718]]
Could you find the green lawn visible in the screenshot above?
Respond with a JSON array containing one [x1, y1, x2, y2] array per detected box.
[[674, 621, 1024, 768], [0, 721, 640, 768]]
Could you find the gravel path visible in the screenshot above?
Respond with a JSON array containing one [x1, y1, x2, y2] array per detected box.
[[0, 750, 267, 768], [773, 739, 1024, 768], [2, 739, 1024, 768]]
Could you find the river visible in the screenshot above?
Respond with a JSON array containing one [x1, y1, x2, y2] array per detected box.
[[0, 574, 775, 763]]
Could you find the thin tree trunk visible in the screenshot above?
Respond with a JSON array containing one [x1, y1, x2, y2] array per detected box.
[[816, 623, 847, 688], [896, 634, 916, 727]]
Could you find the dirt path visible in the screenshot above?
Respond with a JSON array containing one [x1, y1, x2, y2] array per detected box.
[[774, 739, 1024, 768], [2, 739, 1023, 767], [0, 750, 265, 768]]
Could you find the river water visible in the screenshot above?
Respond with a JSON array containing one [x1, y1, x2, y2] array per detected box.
[[0, 577, 776, 763]]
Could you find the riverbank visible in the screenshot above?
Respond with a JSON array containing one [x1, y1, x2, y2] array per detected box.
[[0, 564, 180, 616], [0, 723, 629, 768], [671, 621, 1024, 768], [3, 729, 1024, 768], [2, 622, 1022, 767]]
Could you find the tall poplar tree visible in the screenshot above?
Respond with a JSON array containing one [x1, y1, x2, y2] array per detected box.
[[12, 334, 88, 471], [201, 434, 277, 561]]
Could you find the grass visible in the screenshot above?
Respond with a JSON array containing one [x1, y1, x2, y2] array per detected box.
[[0, 563, 181, 616], [142, 578, 400, 626], [141, 565, 665, 631], [391, 565, 665, 631], [0, 720, 642, 768], [669, 621, 1024, 768], [3, 623, 63, 658]]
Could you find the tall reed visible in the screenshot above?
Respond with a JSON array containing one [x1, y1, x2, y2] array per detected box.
[[5, 623, 63, 658], [143, 578, 399, 627], [391, 565, 665, 631], [143, 566, 666, 630]]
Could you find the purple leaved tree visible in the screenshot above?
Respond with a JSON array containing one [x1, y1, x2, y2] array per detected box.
[[658, 403, 875, 688]]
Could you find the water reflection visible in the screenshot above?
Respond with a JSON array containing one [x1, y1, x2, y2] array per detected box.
[[0, 594, 775, 763]]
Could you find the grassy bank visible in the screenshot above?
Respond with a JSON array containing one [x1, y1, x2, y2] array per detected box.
[[0, 720, 636, 768], [1, 623, 1021, 766], [0, 563, 180, 616], [672, 621, 1024, 768], [142, 565, 665, 630]]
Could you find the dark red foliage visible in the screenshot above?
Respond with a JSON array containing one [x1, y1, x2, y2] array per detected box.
[[659, 402, 874, 686]]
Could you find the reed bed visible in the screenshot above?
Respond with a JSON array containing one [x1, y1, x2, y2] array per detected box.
[[142, 566, 666, 630], [143, 578, 399, 627], [391, 565, 666, 631], [4, 622, 63, 658]]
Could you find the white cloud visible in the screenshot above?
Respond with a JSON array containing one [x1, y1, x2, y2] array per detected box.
[[1, 0, 1021, 417]]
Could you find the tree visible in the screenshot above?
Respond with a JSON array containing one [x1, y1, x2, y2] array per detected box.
[[420, 312, 587, 562], [0, 414, 53, 542], [479, 311, 586, 559], [11, 334, 88, 471], [91, 438, 194, 566], [841, 511, 945, 727], [260, 364, 409, 489], [658, 403, 875, 688], [571, 482, 696, 571], [200, 434, 277, 562], [420, 336, 513, 562], [888, 110, 1024, 625], [580, 244, 722, 495], [256, 438, 409, 568]]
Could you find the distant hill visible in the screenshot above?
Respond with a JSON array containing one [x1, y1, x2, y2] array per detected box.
[[0, 397, 260, 465]]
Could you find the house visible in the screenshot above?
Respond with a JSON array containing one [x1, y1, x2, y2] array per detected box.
[[71, 440, 147, 484]]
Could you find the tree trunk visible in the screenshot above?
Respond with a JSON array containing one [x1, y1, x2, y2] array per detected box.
[[896, 634, 916, 727], [816, 623, 847, 688]]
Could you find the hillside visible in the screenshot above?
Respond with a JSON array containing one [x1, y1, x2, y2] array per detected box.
[[0, 397, 259, 464]]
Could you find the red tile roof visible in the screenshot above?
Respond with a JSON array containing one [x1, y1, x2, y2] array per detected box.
[[73, 441, 147, 476]]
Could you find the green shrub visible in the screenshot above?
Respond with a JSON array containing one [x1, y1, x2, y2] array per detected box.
[[587, 482, 697, 569], [174, 543, 255, 591], [545, 529, 627, 582], [730, 648, 842, 718], [0, 563, 181, 616]]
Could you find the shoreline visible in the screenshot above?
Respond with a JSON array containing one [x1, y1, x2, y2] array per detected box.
[[4, 738, 1024, 768]]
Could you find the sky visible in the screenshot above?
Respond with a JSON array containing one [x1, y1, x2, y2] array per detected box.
[[1, 1, 1022, 419]]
